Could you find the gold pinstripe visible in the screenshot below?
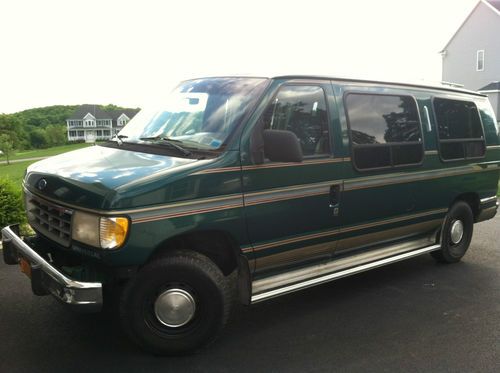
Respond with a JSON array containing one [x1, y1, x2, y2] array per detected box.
[[244, 190, 329, 206], [132, 202, 244, 224], [344, 163, 500, 191], [250, 208, 448, 252], [192, 157, 350, 175], [255, 219, 442, 270]]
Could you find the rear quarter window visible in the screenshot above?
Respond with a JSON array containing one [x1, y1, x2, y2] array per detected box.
[[345, 93, 423, 171], [433, 98, 485, 161]]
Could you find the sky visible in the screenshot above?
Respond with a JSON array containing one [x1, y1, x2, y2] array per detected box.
[[0, 0, 478, 114]]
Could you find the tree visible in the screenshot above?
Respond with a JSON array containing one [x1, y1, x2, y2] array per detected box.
[[45, 124, 67, 146], [0, 133, 14, 164], [29, 128, 49, 148], [0, 114, 25, 150]]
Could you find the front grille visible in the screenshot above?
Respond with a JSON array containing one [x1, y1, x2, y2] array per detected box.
[[26, 193, 73, 247]]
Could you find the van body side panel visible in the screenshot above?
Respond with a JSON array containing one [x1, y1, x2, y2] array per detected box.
[[237, 79, 499, 278], [331, 82, 500, 255]]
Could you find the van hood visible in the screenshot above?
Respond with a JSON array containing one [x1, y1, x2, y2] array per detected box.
[[24, 145, 204, 210]]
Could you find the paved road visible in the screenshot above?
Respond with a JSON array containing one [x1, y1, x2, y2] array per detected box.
[[0, 156, 47, 165], [1, 216, 499, 372]]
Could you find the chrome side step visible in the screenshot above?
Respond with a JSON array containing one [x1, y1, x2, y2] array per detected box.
[[251, 243, 441, 303]]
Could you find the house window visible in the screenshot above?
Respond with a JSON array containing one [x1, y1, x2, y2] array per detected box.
[[77, 130, 84, 137], [345, 93, 423, 170], [477, 50, 484, 71], [69, 131, 76, 137], [104, 130, 110, 136]]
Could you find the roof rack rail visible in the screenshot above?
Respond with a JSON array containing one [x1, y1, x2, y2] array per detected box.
[[440, 81, 464, 88]]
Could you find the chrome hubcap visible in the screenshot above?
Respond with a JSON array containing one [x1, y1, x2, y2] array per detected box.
[[450, 220, 464, 244], [154, 288, 196, 328]]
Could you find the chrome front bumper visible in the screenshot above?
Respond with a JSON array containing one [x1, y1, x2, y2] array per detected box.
[[1, 225, 102, 312]]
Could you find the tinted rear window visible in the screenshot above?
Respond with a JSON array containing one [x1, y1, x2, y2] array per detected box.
[[346, 94, 421, 145], [434, 98, 483, 140], [433, 98, 485, 161], [345, 93, 423, 170]]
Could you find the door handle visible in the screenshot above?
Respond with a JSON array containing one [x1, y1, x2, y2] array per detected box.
[[329, 184, 342, 216]]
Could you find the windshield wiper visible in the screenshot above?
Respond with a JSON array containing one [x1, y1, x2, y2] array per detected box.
[[139, 136, 192, 156]]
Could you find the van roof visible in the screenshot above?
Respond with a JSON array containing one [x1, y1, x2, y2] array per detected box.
[[185, 75, 487, 98], [270, 75, 487, 97]]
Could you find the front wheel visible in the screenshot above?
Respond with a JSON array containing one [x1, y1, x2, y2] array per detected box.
[[431, 201, 474, 263], [119, 251, 232, 355]]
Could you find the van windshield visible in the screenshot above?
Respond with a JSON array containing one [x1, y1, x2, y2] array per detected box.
[[117, 77, 267, 151]]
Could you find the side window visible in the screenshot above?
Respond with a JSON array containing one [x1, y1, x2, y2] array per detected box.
[[433, 98, 485, 161], [263, 85, 330, 156], [345, 93, 423, 170]]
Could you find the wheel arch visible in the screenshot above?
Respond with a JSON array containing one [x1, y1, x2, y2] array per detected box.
[[148, 229, 243, 277], [451, 192, 480, 221]]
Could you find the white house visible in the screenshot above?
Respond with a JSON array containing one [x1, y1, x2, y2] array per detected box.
[[441, 0, 500, 120], [66, 105, 139, 142]]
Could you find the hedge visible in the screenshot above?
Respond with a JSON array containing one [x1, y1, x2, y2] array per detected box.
[[0, 176, 26, 229]]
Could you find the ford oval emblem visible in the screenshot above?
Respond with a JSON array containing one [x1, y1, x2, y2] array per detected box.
[[37, 178, 47, 191]]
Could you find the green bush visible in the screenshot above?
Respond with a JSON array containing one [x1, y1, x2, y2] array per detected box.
[[0, 177, 26, 229]]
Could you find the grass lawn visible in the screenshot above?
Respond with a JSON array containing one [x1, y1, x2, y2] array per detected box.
[[0, 160, 36, 186], [5, 143, 92, 161]]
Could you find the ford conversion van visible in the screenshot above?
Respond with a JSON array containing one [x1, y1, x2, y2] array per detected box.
[[2, 76, 499, 355]]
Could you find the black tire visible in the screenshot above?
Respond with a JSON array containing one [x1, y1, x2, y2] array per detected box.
[[432, 201, 474, 263], [119, 251, 232, 355]]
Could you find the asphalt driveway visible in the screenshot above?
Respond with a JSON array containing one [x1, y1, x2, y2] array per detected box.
[[1, 215, 499, 372]]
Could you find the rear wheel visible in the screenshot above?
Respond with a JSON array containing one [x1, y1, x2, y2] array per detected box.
[[119, 251, 232, 355], [432, 201, 474, 263]]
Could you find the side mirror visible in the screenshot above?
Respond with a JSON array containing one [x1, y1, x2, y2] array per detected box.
[[263, 129, 303, 163]]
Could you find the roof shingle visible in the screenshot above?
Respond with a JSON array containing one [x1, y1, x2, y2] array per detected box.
[[487, 0, 500, 11], [68, 104, 110, 120], [68, 105, 140, 120], [479, 81, 500, 91]]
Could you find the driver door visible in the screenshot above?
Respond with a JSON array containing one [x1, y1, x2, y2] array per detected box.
[[241, 82, 343, 273]]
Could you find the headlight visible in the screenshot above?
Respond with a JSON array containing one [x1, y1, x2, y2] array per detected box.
[[72, 211, 100, 247], [72, 212, 129, 249]]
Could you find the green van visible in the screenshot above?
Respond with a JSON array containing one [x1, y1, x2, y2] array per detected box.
[[2, 76, 499, 355]]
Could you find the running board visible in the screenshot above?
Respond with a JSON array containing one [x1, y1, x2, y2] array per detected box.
[[251, 244, 441, 303]]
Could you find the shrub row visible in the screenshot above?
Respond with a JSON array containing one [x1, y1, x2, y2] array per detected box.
[[0, 177, 26, 230]]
